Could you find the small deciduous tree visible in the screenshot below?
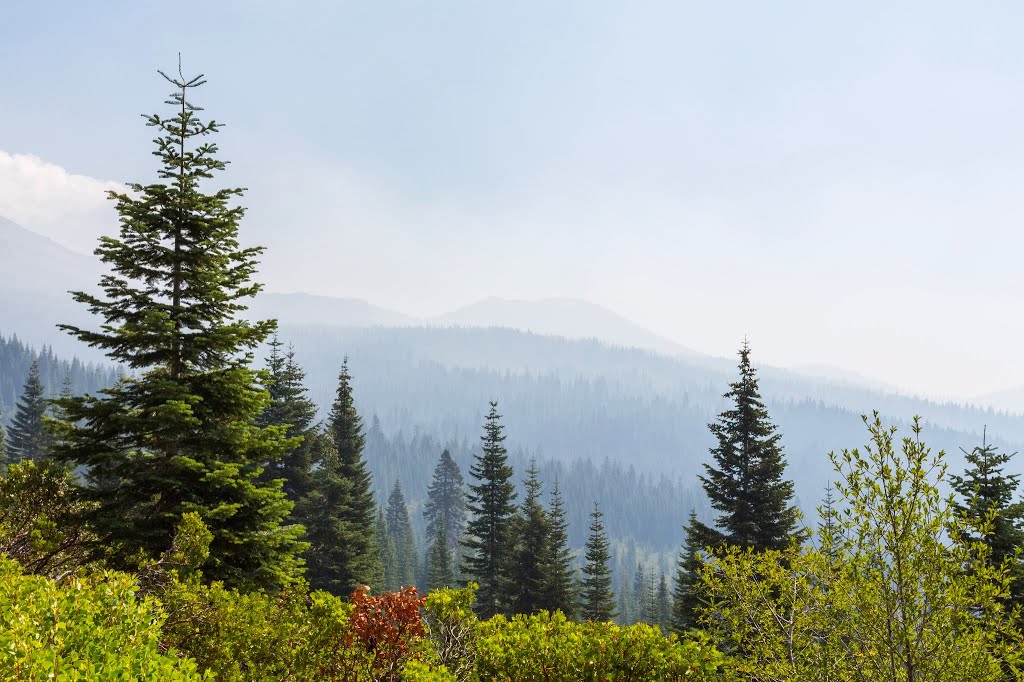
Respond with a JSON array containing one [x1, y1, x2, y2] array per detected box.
[[702, 413, 1023, 682]]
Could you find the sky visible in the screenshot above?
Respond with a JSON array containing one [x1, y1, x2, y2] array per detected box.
[[2, 1, 1024, 400]]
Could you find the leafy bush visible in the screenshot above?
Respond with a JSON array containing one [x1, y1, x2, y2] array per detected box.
[[0, 556, 204, 680], [475, 610, 726, 681], [422, 584, 479, 681]]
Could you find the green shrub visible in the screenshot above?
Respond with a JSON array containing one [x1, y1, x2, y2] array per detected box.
[[475, 610, 726, 681], [0, 556, 205, 681]]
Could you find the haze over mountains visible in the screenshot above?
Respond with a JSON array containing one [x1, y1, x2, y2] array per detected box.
[[7, 212, 1024, 553]]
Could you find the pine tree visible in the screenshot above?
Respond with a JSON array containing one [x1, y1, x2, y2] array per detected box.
[[256, 336, 318, 501], [304, 359, 381, 595], [463, 401, 517, 618], [541, 480, 578, 618], [950, 431, 1024, 620], [694, 340, 799, 552], [385, 480, 418, 589], [427, 513, 455, 591], [51, 67, 304, 590], [8, 360, 52, 463], [424, 449, 467, 558], [656, 573, 671, 633], [580, 503, 616, 622], [672, 511, 706, 634], [509, 459, 550, 615]]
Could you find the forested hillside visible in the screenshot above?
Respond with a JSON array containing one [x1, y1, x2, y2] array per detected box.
[[0, 334, 119, 422]]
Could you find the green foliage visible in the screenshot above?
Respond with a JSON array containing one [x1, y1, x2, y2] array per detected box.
[[0, 459, 94, 577], [509, 459, 550, 614], [463, 401, 517, 618], [386, 479, 418, 589], [427, 514, 455, 591], [304, 358, 381, 595], [672, 511, 705, 634], [256, 335, 319, 502], [951, 431, 1024, 623], [53, 67, 304, 591], [422, 584, 479, 681], [541, 480, 577, 618], [702, 413, 1024, 681], [7, 359, 52, 463], [0, 556, 206, 680], [475, 610, 726, 681], [580, 503, 616, 622], [696, 340, 799, 552], [424, 449, 467, 561]]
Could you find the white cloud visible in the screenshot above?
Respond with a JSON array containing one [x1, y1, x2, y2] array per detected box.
[[0, 151, 120, 252]]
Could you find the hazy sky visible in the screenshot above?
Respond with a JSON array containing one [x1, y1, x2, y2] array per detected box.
[[3, 1, 1024, 400]]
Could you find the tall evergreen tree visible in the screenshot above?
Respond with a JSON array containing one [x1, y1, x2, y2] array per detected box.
[[463, 401, 517, 618], [8, 360, 52, 463], [256, 336, 318, 501], [509, 459, 550, 615], [541, 480, 577, 618], [656, 573, 671, 633], [693, 340, 799, 552], [427, 512, 455, 591], [672, 511, 706, 634], [424, 449, 467, 557], [375, 506, 395, 593], [385, 480, 418, 589], [304, 359, 381, 595], [631, 563, 650, 624], [52, 67, 304, 590], [950, 431, 1024, 619], [580, 503, 616, 622]]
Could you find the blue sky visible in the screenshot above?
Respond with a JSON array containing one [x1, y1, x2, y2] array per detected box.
[[3, 1, 1024, 399]]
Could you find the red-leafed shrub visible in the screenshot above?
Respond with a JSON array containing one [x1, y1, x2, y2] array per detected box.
[[347, 585, 427, 680]]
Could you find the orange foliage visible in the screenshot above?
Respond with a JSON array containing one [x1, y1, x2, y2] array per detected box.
[[347, 585, 427, 680]]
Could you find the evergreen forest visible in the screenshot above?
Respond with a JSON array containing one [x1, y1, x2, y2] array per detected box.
[[3, 67, 1024, 682]]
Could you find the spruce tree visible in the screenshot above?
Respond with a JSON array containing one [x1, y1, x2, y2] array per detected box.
[[424, 449, 467, 557], [672, 511, 707, 634], [541, 480, 578, 618], [256, 336, 318, 501], [8, 360, 52, 463], [631, 563, 649, 624], [304, 359, 381, 595], [427, 514, 455, 591], [580, 503, 616, 622], [694, 340, 798, 552], [375, 506, 396, 592], [950, 432, 1024, 619], [463, 401, 517, 618], [385, 480, 418, 589], [52, 67, 304, 590], [509, 459, 550, 615]]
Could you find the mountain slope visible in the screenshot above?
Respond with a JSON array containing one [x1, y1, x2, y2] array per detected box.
[[430, 296, 698, 358]]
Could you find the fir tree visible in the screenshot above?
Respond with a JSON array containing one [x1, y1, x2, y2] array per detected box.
[[541, 480, 578, 618], [375, 506, 396, 592], [427, 513, 455, 591], [385, 480, 418, 589], [656, 573, 671, 633], [631, 563, 649, 624], [580, 503, 616, 622], [509, 459, 550, 615], [424, 449, 467, 558], [672, 511, 706, 634], [694, 340, 799, 552], [8, 360, 52, 463], [463, 401, 517, 618], [304, 359, 381, 594], [950, 431, 1024, 620], [256, 336, 318, 501], [52, 67, 304, 590]]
